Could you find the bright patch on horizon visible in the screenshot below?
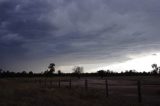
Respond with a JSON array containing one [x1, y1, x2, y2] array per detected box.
[[98, 53, 160, 72]]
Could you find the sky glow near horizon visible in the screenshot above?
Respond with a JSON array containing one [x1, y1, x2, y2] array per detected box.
[[0, 0, 160, 73], [97, 54, 160, 72]]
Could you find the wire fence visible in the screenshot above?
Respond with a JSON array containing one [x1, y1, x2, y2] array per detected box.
[[10, 77, 160, 103]]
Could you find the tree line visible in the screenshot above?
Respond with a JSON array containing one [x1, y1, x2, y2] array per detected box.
[[0, 63, 160, 78]]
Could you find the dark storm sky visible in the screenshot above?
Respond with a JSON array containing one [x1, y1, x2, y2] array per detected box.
[[0, 0, 160, 72]]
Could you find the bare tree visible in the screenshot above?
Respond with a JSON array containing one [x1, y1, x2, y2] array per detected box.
[[72, 66, 83, 79]]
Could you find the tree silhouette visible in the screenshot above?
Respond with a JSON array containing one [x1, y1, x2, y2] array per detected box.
[[151, 64, 159, 75], [43, 63, 55, 76], [48, 63, 55, 73], [97, 70, 106, 78], [72, 66, 83, 79], [28, 71, 33, 77], [58, 70, 62, 76]]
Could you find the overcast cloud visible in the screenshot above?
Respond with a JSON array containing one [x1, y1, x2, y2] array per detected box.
[[0, 0, 160, 72]]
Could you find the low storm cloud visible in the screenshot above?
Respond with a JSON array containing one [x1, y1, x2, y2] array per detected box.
[[0, 0, 160, 72]]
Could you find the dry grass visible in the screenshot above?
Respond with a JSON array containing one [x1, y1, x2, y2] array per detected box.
[[0, 77, 159, 106]]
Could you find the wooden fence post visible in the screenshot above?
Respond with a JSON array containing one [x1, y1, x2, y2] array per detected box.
[[85, 79, 88, 90], [35, 78, 37, 83], [69, 78, 72, 89], [58, 78, 61, 88], [137, 80, 142, 103], [44, 78, 47, 88], [39, 79, 41, 87], [105, 79, 109, 97], [50, 80, 52, 88]]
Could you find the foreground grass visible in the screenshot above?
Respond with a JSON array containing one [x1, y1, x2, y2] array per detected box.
[[0, 78, 159, 106]]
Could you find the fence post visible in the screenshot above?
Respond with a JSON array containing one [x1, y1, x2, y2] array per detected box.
[[39, 79, 41, 87], [35, 78, 37, 83], [85, 79, 88, 91], [137, 80, 142, 103], [50, 80, 52, 88], [105, 79, 109, 97], [58, 78, 61, 88], [69, 78, 72, 89], [44, 78, 47, 88]]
